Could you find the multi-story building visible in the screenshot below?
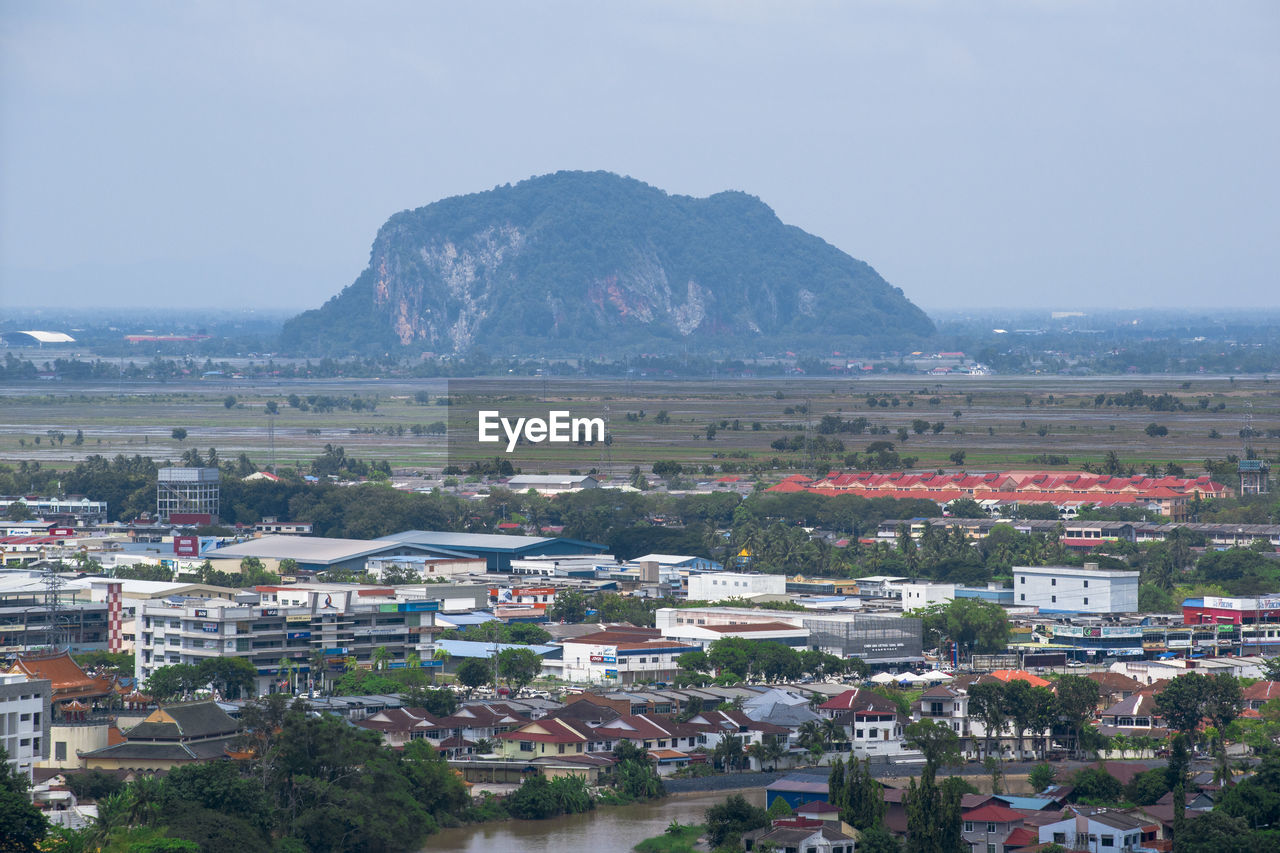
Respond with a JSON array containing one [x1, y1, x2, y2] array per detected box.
[[0, 574, 110, 652], [656, 606, 923, 665], [687, 571, 785, 603], [1013, 563, 1139, 614], [0, 671, 51, 782], [157, 467, 220, 524], [136, 584, 444, 695], [0, 496, 107, 527], [559, 628, 700, 685]]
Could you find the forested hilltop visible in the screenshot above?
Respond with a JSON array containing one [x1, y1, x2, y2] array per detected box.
[[281, 171, 934, 357]]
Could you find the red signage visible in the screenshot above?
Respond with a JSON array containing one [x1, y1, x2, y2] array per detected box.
[[174, 536, 200, 557]]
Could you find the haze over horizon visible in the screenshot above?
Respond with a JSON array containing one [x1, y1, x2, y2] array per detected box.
[[2, 2, 1277, 315]]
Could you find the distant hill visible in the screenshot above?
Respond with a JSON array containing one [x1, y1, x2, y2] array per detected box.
[[282, 171, 934, 356]]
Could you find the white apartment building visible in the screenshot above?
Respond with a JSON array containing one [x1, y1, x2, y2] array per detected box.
[[0, 672, 51, 782], [136, 585, 443, 695], [1013, 563, 1139, 614], [687, 571, 785, 602], [559, 629, 701, 685]]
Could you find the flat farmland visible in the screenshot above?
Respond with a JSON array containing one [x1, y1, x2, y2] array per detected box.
[[1, 375, 1278, 476]]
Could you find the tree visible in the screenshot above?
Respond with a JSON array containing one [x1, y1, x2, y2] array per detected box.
[[968, 681, 1009, 760], [828, 756, 886, 831], [1003, 680, 1055, 760], [903, 772, 963, 853], [949, 450, 966, 466], [224, 396, 237, 409], [171, 428, 188, 442], [704, 794, 769, 848], [4, 499, 30, 522], [1053, 675, 1100, 759], [455, 658, 491, 697], [546, 588, 588, 623], [0, 745, 47, 853], [146, 663, 203, 702], [495, 647, 543, 695], [1071, 767, 1123, 805], [1029, 762, 1056, 793], [904, 719, 961, 778], [919, 598, 1011, 659]]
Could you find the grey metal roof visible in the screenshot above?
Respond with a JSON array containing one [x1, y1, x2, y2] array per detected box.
[[206, 535, 439, 564]]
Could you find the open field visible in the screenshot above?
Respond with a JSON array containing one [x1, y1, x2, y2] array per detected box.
[[2, 375, 1279, 476]]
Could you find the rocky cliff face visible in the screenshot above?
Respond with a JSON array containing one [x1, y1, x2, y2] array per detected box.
[[282, 171, 934, 356]]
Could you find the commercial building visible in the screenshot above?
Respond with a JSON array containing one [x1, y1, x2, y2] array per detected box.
[[1182, 593, 1280, 626], [660, 619, 809, 651], [0, 573, 111, 652], [0, 671, 51, 782], [156, 467, 220, 524], [0, 496, 107, 527], [559, 627, 701, 685], [204, 535, 445, 575], [687, 571, 786, 602], [135, 585, 445, 695], [1013, 563, 1139, 614], [504, 474, 600, 495], [656, 606, 923, 665], [374, 530, 607, 572]]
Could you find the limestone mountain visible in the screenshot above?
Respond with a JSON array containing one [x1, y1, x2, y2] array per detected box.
[[282, 171, 934, 356]]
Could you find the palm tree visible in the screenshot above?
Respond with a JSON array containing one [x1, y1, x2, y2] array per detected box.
[[277, 658, 295, 694], [1111, 733, 1131, 759], [746, 741, 769, 771], [714, 734, 745, 773], [822, 718, 846, 752], [432, 647, 452, 683], [372, 646, 391, 671], [309, 648, 326, 695]]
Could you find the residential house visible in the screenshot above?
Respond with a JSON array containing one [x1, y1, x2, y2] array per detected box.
[[741, 816, 858, 853], [819, 689, 908, 758], [1243, 680, 1280, 711], [497, 717, 590, 760], [1037, 808, 1155, 853], [1096, 692, 1168, 751], [961, 802, 1030, 853]]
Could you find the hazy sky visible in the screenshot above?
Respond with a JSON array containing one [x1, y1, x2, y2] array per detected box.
[[2, 1, 1277, 314]]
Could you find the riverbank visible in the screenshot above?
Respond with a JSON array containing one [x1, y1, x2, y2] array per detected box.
[[427, 788, 766, 853]]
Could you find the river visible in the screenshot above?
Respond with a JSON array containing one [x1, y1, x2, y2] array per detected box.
[[426, 789, 765, 853]]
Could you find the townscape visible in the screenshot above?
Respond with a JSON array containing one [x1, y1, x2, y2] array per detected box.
[[2, 445, 1279, 852], [4, 4, 1279, 852]]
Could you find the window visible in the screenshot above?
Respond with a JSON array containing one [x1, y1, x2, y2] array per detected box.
[[1020, 594, 1026, 601], [1084, 598, 1089, 605], [1053, 833, 1066, 844], [1051, 596, 1057, 603], [55, 742, 66, 761], [1101, 835, 1114, 847], [987, 823, 996, 833], [964, 822, 974, 833], [519, 741, 533, 752], [987, 846, 996, 853], [1083, 580, 1089, 588], [1020, 576, 1025, 584], [1051, 579, 1057, 586]]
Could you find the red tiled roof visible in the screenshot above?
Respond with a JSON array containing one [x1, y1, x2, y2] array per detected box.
[[962, 803, 1028, 823], [9, 651, 112, 700], [1243, 681, 1280, 703]]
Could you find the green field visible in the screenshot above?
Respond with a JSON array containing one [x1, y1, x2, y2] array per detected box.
[[1, 375, 1278, 477]]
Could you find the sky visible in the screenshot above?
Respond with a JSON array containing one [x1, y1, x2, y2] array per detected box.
[[1, 1, 1277, 315]]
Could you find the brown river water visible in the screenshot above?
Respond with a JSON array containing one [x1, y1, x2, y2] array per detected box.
[[425, 789, 765, 853]]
